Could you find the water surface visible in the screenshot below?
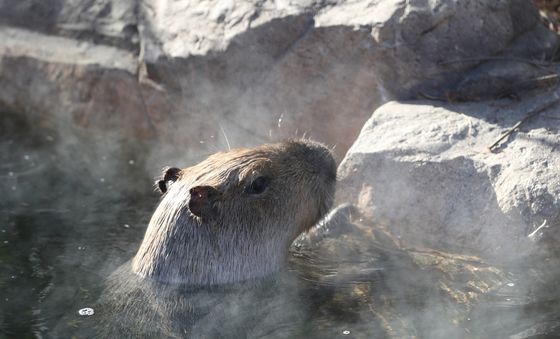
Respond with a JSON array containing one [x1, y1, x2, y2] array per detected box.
[[1, 112, 559, 338]]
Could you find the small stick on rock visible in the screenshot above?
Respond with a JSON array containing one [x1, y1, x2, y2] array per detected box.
[[488, 96, 560, 151]]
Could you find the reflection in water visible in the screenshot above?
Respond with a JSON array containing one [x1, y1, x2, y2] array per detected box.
[[1, 112, 560, 338]]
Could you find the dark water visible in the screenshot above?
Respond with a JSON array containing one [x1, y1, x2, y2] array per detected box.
[[1, 112, 560, 338]]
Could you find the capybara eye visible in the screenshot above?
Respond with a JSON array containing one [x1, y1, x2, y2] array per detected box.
[[246, 176, 270, 195]]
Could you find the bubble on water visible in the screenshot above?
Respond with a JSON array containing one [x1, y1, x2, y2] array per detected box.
[[45, 135, 54, 142], [342, 330, 351, 335], [8, 171, 14, 177], [277, 113, 284, 128], [11, 186, 16, 191], [128, 160, 135, 165], [77, 246, 85, 251], [78, 308, 95, 316], [3, 240, 8, 244], [507, 282, 515, 287], [10, 275, 15, 279], [123, 224, 130, 228], [199, 140, 204, 144], [99, 178, 105, 183], [23, 155, 30, 160]]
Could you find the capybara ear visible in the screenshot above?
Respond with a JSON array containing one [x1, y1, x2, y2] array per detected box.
[[157, 167, 182, 194], [188, 186, 220, 218]]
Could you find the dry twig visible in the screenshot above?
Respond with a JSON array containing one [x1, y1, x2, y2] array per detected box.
[[488, 97, 560, 151]]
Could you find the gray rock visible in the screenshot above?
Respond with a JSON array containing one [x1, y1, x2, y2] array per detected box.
[[337, 89, 560, 262], [0, 0, 557, 164], [0, 0, 139, 51], [0, 26, 156, 138], [315, 0, 558, 98]]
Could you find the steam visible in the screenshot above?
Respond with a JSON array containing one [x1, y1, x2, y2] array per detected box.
[[1, 11, 558, 338], [3, 72, 559, 338]]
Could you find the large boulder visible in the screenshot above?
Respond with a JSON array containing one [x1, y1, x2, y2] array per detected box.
[[0, 0, 557, 165], [337, 88, 560, 262]]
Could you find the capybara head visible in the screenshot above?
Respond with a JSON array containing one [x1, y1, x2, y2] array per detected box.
[[132, 140, 336, 285]]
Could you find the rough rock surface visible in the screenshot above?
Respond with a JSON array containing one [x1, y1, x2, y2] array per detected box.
[[337, 88, 560, 262], [0, 0, 557, 163], [0, 0, 139, 50]]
